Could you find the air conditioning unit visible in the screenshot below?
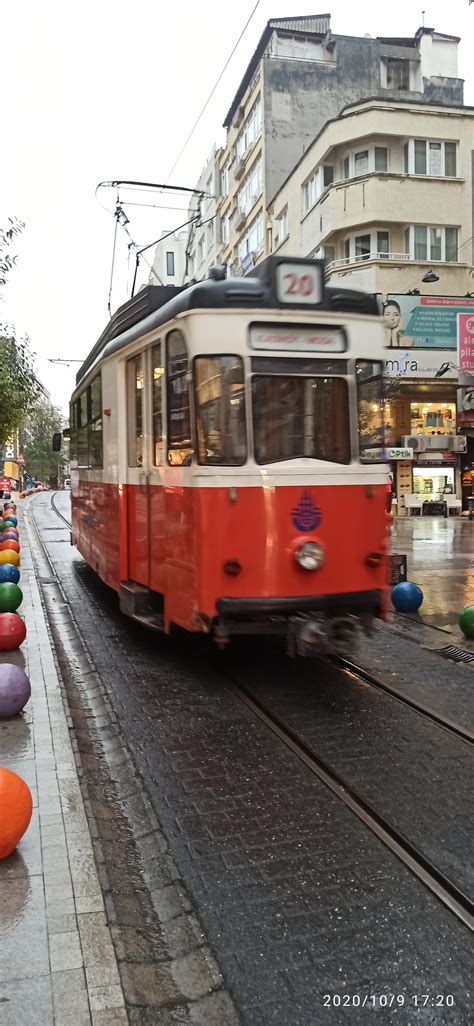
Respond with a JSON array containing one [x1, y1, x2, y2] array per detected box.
[[402, 435, 425, 452], [234, 158, 246, 181], [234, 207, 247, 231], [424, 435, 449, 450], [449, 435, 467, 452]]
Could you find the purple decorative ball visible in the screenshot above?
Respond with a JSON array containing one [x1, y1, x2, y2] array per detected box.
[[0, 664, 31, 717]]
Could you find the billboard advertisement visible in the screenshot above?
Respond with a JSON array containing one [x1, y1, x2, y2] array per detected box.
[[383, 295, 474, 350]]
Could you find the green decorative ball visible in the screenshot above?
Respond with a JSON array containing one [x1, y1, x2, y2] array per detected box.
[[459, 605, 474, 640], [0, 583, 23, 613]]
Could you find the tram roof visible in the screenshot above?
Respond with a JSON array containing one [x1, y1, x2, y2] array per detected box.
[[76, 257, 379, 386]]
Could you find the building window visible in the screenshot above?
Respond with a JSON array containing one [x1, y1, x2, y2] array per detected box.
[[342, 145, 389, 181], [414, 226, 427, 260], [303, 171, 318, 213], [235, 99, 262, 159], [221, 213, 230, 246], [343, 230, 391, 264], [220, 160, 230, 197], [377, 231, 389, 257], [237, 158, 262, 215], [197, 236, 205, 266], [445, 227, 459, 262], [355, 234, 371, 261], [207, 221, 214, 250], [354, 150, 369, 177], [238, 214, 263, 265], [166, 251, 175, 277], [406, 139, 457, 177], [405, 225, 458, 262], [374, 147, 388, 172], [385, 58, 409, 90], [274, 207, 288, 248], [302, 164, 334, 215]]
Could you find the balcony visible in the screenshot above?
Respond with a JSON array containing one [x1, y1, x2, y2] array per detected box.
[[302, 172, 465, 250]]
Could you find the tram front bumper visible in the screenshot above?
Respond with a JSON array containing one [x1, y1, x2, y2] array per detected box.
[[214, 589, 383, 656]]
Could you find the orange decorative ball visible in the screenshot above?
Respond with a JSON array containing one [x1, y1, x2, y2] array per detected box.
[[0, 767, 33, 859], [0, 540, 20, 553], [0, 550, 20, 567]]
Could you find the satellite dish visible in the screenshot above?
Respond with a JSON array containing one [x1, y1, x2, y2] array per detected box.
[[364, 33, 371, 38]]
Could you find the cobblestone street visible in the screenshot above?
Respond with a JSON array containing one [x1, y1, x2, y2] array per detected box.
[[2, 491, 468, 1026]]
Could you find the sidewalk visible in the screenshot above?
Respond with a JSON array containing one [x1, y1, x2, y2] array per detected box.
[[0, 500, 127, 1026]]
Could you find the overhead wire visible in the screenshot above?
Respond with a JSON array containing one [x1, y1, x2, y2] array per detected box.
[[164, 0, 262, 184]]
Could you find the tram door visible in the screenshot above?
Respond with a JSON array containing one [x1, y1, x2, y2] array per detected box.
[[126, 346, 166, 590], [126, 353, 150, 585]]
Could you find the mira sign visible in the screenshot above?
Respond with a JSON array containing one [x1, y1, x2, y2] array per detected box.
[[384, 350, 457, 379]]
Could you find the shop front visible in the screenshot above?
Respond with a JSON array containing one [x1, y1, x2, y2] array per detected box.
[[382, 379, 463, 515]]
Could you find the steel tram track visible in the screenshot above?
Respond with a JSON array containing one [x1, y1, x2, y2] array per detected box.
[[50, 491, 73, 529], [228, 673, 474, 933], [334, 657, 474, 746]]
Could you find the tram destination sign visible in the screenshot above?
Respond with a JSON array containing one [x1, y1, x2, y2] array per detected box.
[[249, 324, 346, 352]]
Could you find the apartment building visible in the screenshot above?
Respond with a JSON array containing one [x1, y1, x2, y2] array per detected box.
[[148, 229, 188, 287], [213, 14, 463, 277], [268, 97, 474, 512], [185, 147, 221, 283]]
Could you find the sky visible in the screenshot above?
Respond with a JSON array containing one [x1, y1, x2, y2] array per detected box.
[[1, 0, 473, 411]]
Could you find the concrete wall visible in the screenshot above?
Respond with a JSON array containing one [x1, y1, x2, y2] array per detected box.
[[263, 33, 464, 205]]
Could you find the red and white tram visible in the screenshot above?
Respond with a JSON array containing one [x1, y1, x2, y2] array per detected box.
[[68, 257, 389, 655]]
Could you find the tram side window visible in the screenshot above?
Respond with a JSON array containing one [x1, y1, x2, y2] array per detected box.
[[167, 330, 193, 465], [127, 355, 145, 467], [152, 343, 164, 466], [194, 356, 246, 466], [88, 374, 103, 468], [69, 402, 77, 461], [356, 360, 384, 461], [252, 375, 350, 465], [77, 392, 89, 468]]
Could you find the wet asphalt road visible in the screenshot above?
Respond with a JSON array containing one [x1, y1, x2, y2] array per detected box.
[[30, 493, 473, 1025], [391, 518, 474, 630]]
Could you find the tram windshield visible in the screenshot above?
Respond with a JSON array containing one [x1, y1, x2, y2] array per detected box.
[[252, 375, 350, 465], [356, 360, 385, 461]]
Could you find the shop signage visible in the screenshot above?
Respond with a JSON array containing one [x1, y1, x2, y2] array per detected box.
[[457, 313, 474, 372], [417, 453, 458, 466], [383, 295, 474, 350], [384, 349, 457, 379], [385, 447, 414, 460], [249, 324, 346, 351]]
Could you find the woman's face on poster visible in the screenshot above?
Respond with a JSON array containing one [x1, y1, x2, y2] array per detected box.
[[384, 303, 401, 330]]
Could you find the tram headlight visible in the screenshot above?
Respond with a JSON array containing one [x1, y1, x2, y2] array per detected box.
[[294, 542, 324, 571]]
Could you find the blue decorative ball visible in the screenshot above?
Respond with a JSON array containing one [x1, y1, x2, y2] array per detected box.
[[0, 565, 20, 585], [391, 581, 423, 613], [2, 516, 17, 528]]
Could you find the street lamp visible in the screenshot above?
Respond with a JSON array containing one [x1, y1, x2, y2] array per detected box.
[[422, 270, 440, 283]]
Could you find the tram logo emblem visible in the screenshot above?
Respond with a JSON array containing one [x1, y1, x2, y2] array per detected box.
[[291, 491, 321, 532]]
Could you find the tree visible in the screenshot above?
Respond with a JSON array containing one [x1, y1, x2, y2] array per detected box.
[[0, 218, 24, 289], [23, 405, 68, 486], [0, 331, 38, 447], [0, 218, 38, 447]]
